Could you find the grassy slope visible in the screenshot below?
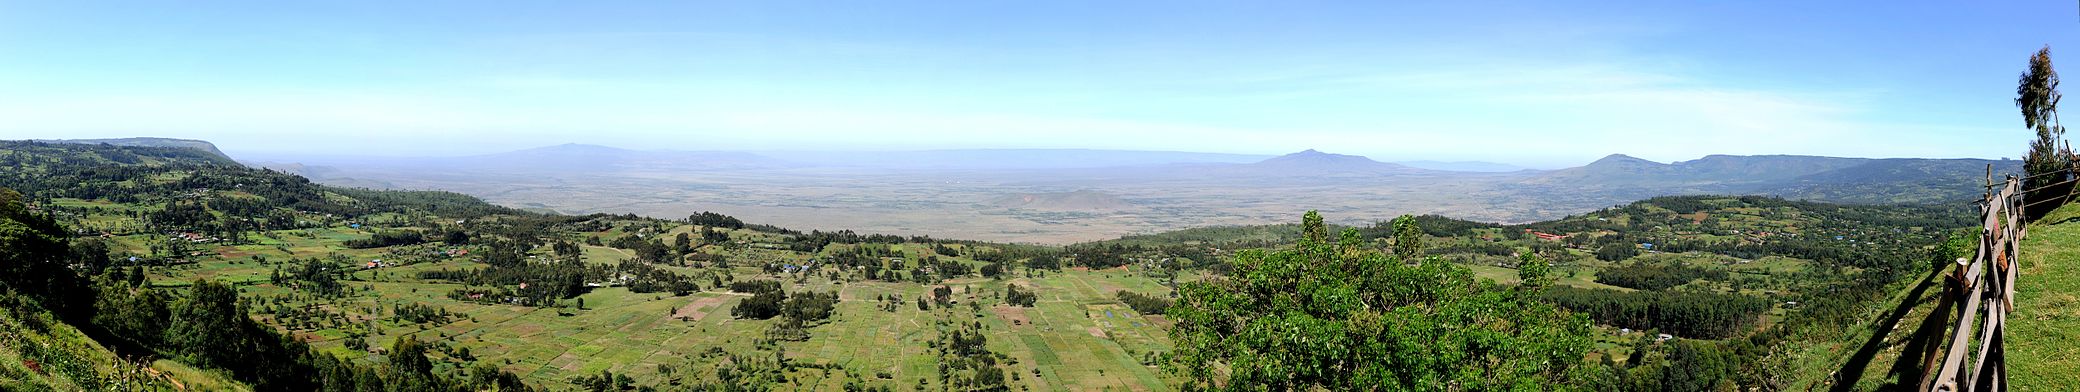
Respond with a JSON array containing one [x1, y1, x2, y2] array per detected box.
[[0, 309, 133, 390], [1808, 262, 1946, 391], [0, 303, 213, 391], [2010, 203, 2080, 388]]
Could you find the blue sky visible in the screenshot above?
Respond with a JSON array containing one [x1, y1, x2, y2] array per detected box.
[[0, 1, 2072, 167]]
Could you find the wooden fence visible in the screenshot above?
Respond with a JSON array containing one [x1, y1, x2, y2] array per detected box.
[[1916, 166, 2077, 392]]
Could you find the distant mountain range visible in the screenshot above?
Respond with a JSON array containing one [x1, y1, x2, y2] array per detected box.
[[757, 149, 1272, 170], [1528, 153, 2023, 204]]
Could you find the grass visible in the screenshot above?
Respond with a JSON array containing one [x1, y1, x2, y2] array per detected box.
[[0, 300, 171, 391], [150, 359, 249, 392], [2009, 203, 2080, 389]]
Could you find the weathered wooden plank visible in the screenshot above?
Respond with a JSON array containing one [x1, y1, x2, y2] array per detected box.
[[1935, 265, 1985, 391], [1971, 298, 2002, 392]]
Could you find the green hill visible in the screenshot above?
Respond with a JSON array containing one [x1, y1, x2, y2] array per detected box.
[[2010, 203, 2080, 387], [33, 137, 232, 162]]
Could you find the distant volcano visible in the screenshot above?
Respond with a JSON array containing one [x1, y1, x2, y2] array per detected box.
[[1244, 149, 1429, 175]]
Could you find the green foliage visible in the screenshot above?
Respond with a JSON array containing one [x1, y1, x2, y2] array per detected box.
[[343, 230, 426, 249], [933, 323, 1011, 391], [1003, 284, 1037, 307], [1391, 214, 1424, 260], [1115, 290, 1172, 315], [1302, 210, 1328, 244], [164, 279, 246, 369], [1517, 253, 1554, 290], [1594, 259, 1724, 291], [1168, 212, 1597, 390], [1540, 286, 1769, 339], [732, 290, 786, 320]]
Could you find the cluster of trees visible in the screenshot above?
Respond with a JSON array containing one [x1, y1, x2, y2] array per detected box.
[[684, 211, 745, 229], [728, 279, 837, 324], [616, 260, 701, 295], [728, 279, 839, 342], [344, 230, 426, 249], [421, 240, 698, 306], [1539, 286, 1771, 339], [607, 233, 678, 264], [1064, 243, 1137, 268], [392, 302, 453, 325], [1003, 284, 1037, 307], [1114, 290, 1172, 315], [1167, 211, 1598, 389], [783, 229, 919, 253], [1594, 259, 1726, 291], [269, 257, 349, 297], [931, 322, 1011, 391]]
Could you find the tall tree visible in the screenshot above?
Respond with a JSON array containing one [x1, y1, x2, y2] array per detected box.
[[164, 279, 246, 369], [1301, 210, 1328, 245], [2020, 46, 2077, 220], [1518, 253, 1555, 290], [1391, 214, 1424, 261]]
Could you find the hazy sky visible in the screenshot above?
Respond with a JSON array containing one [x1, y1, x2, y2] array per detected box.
[[0, 1, 2073, 167]]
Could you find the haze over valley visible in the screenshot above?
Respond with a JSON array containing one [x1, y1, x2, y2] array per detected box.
[[243, 141, 2019, 243]]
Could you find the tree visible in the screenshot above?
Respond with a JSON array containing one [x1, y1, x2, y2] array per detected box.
[[1302, 210, 1329, 245], [2021, 46, 2078, 220], [1168, 212, 1597, 390], [1518, 253, 1554, 290], [1391, 214, 1424, 261], [164, 279, 247, 369], [386, 336, 444, 392]]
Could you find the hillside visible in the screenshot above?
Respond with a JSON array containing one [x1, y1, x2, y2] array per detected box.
[[0, 293, 173, 390], [35, 137, 232, 161], [2010, 203, 2080, 387]]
